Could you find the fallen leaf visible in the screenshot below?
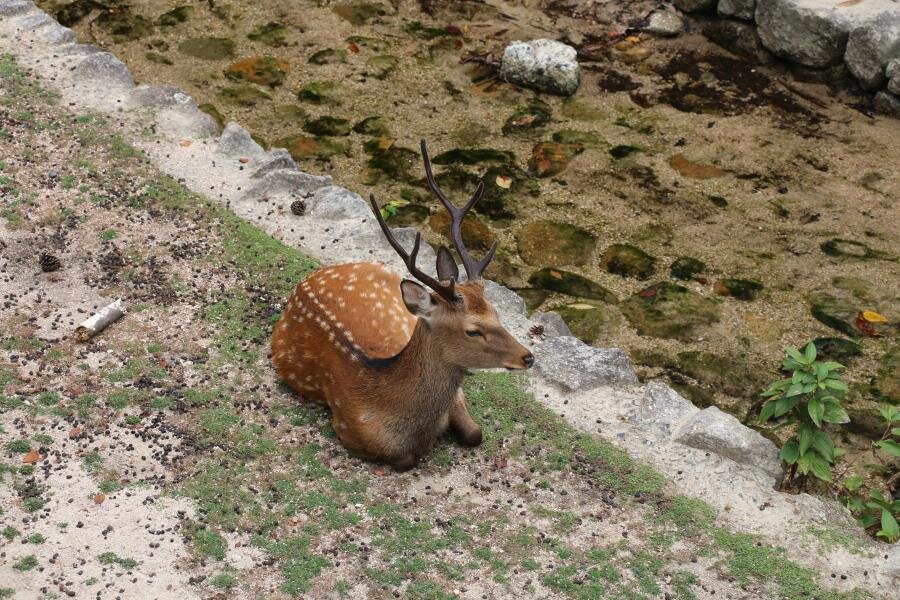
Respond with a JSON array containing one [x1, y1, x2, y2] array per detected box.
[[861, 310, 887, 323], [69, 427, 82, 439], [495, 175, 512, 189], [550, 270, 562, 280], [453, 39, 463, 49], [23, 449, 40, 464], [94, 493, 106, 505], [348, 42, 360, 53], [855, 313, 878, 336], [179, 139, 192, 147], [238, 157, 250, 164], [669, 153, 726, 179], [374, 466, 387, 476], [567, 303, 596, 310]]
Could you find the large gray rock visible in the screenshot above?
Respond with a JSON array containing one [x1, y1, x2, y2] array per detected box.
[[0, 0, 34, 16], [644, 12, 683, 37], [718, 0, 755, 20], [874, 90, 900, 116], [845, 14, 900, 89], [883, 544, 900, 580], [674, 0, 716, 11], [499, 39, 580, 96], [216, 122, 266, 159], [483, 280, 526, 318], [252, 149, 298, 178], [13, 10, 48, 30], [130, 85, 194, 109], [702, 18, 772, 63], [534, 336, 638, 391], [888, 58, 900, 95], [38, 23, 75, 44], [55, 43, 102, 56], [306, 186, 371, 220], [629, 381, 699, 437], [674, 406, 783, 485], [242, 169, 332, 203], [71, 52, 134, 92], [531, 311, 572, 339]]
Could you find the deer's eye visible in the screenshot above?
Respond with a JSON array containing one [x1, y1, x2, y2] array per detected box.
[[465, 329, 483, 338]]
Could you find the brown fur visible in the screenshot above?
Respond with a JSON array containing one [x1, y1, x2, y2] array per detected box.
[[271, 262, 531, 469]]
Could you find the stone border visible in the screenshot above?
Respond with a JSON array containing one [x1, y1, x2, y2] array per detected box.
[[0, 0, 895, 590], [675, 0, 900, 112]]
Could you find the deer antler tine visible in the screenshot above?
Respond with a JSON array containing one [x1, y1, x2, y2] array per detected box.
[[461, 181, 484, 215]]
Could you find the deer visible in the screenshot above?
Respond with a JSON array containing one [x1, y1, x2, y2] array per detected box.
[[271, 140, 534, 471]]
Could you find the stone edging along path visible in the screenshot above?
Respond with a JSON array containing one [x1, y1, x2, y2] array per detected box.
[[0, 0, 895, 591], [676, 0, 900, 110]]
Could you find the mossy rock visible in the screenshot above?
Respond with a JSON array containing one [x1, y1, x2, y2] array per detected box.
[[633, 222, 673, 245], [333, 2, 387, 25], [225, 56, 289, 87], [428, 211, 496, 252], [95, 11, 153, 42], [248, 22, 288, 47], [516, 220, 596, 267], [609, 145, 645, 159], [622, 282, 721, 341], [157, 6, 193, 26], [405, 20, 452, 39], [365, 54, 400, 79], [384, 204, 429, 227], [303, 116, 351, 137], [709, 195, 728, 207], [503, 99, 552, 135], [363, 142, 419, 183], [217, 84, 272, 107], [551, 130, 603, 147], [669, 383, 717, 409], [145, 51, 173, 65], [353, 116, 391, 136], [810, 337, 862, 361], [873, 345, 900, 405], [269, 104, 309, 127], [528, 268, 617, 304], [518, 289, 550, 312], [479, 165, 538, 221], [561, 99, 604, 121], [820, 238, 889, 260], [831, 276, 873, 300], [346, 36, 390, 51], [309, 48, 348, 65], [600, 244, 656, 279], [808, 292, 860, 338], [528, 142, 584, 177], [297, 81, 340, 105], [675, 351, 762, 399], [554, 303, 623, 344], [178, 37, 236, 60], [198, 103, 225, 129], [276, 135, 350, 161], [714, 278, 763, 301], [431, 148, 515, 166], [670, 257, 704, 280]]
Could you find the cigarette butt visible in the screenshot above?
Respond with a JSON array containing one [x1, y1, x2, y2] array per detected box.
[[75, 299, 126, 342]]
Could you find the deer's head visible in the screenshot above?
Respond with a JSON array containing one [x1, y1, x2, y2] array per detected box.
[[371, 140, 534, 371]]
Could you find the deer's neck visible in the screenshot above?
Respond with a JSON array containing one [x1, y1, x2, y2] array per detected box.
[[383, 320, 464, 419]]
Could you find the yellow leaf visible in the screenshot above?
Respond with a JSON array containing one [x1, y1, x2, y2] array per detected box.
[[567, 303, 595, 310], [862, 310, 887, 323], [495, 175, 512, 189]]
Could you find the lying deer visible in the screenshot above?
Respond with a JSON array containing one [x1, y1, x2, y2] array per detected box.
[[272, 140, 534, 470]]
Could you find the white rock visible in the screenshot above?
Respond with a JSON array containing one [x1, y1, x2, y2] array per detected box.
[[531, 311, 572, 339], [756, 0, 900, 68], [242, 169, 332, 203], [499, 39, 580, 96], [645, 12, 684, 37], [252, 149, 298, 178], [882, 544, 900, 580], [533, 336, 638, 391], [887, 58, 900, 95], [13, 10, 48, 30], [216, 122, 266, 159], [845, 13, 900, 89], [718, 0, 756, 20], [306, 186, 372, 220], [130, 85, 194, 109], [71, 52, 134, 92], [629, 381, 699, 438], [38, 23, 75, 44], [0, 0, 34, 16], [674, 406, 783, 486]]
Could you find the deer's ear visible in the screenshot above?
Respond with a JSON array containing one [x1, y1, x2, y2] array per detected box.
[[436, 245, 459, 283], [400, 279, 437, 318]]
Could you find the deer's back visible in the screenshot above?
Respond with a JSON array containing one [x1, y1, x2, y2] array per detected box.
[[271, 262, 416, 399]]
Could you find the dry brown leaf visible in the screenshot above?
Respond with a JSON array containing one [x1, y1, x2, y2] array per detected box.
[[23, 449, 40, 464], [69, 427, 82, 439], [669, 153, 726, 179], [94, 493, 106, 504], [179, 139, 192, 147]]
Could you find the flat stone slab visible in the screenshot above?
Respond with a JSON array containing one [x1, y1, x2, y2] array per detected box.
[[0, 0, 35, 16], [534, 336, 638, 391], [216, 122, 266, 160], [629, 381, 700, 438], [674, 406, 783, 485]]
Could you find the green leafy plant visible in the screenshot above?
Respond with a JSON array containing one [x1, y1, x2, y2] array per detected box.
[[844, 406, 900, 542], [760, 343, 849, 485], [379, 199, 407, 220]]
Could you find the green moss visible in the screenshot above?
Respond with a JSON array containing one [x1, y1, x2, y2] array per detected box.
[[248, 22, 288, 47], [253, 535, 330, 595], [13, 555, 37, 571], [211, 570, 238, 589], [98, 552, 138, 570], [2, 525, 20, 540], [178, 37, 236, 60], [5, 439, 30, 453], [191, 527, 227, 560]]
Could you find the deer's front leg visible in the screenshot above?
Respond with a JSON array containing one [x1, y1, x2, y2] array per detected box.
[[449, 388, 482, 447]]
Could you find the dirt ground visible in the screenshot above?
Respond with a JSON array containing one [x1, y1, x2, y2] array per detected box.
[[0, 52, 887, 600]]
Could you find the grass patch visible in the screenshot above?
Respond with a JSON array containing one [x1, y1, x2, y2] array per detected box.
[[98, 551, 138, 570]]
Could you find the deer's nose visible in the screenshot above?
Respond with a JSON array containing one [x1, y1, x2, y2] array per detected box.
[[522, 353, 534, 368]]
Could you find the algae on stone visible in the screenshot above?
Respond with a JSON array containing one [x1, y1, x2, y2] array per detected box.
[[178, 37, 236, 60], [554, 303, 623, 344], [217, 85, 271, 107], [277, 135, 350, 161], [601, 244, 656, 279], [528, 268, 617, 304], [622, 282, 720, 341], [225, 56, 289, 88], [304, 116, 351, 137], [248, 22, 288, 47], [670, 257, 705, 280], [296, 81, 340, 105], [352, 116, 391, 136], [516, 220, 596, 267]]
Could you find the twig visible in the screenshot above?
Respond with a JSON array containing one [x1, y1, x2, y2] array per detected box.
[[75, 299, 125, 342]]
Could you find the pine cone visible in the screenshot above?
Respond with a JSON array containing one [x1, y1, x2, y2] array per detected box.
[[290, 199, 306, 216], [39, 253, 61, 272]]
